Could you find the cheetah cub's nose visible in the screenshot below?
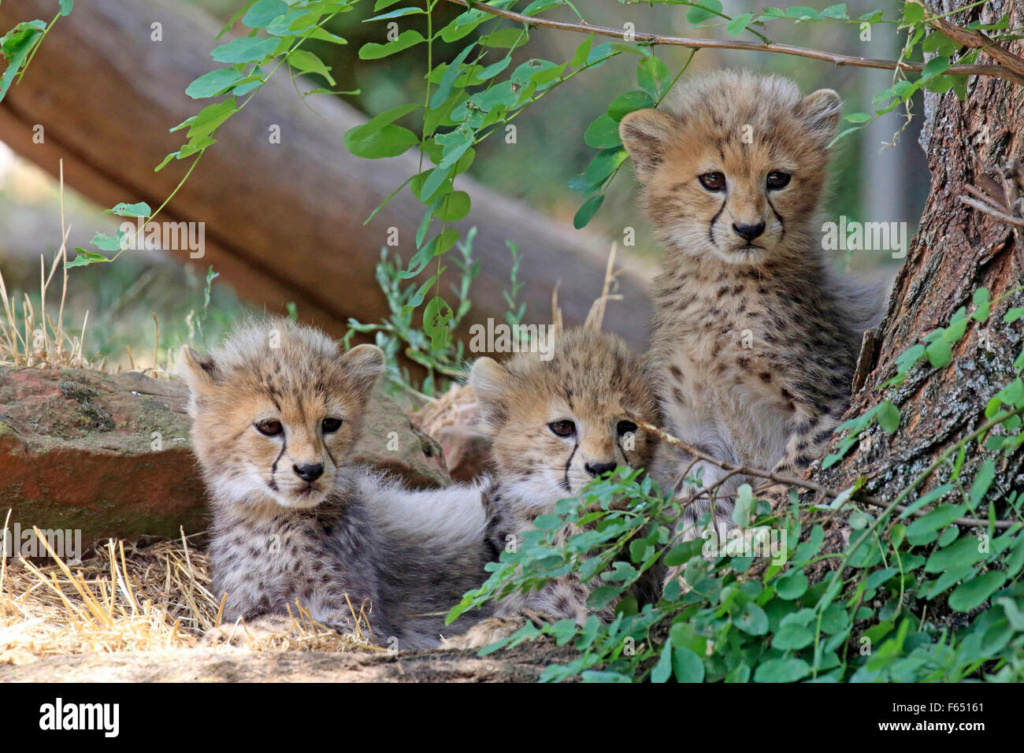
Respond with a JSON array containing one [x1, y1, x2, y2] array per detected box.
[[293, 463, 324, 482], [732, 221, 765, 242], [585, 461, 617, 478]]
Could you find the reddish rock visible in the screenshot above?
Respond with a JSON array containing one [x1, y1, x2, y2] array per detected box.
[[0, 368, 450, 546]]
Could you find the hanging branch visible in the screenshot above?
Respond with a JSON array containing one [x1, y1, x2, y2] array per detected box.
[[627, 416, 1017, 531], [442, 0, 1024, 86]]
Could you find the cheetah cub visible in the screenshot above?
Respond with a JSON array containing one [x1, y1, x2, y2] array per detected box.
[[447, 328, 662, 649], [619, 71, 885, 541], [181, 319, 490, 650]]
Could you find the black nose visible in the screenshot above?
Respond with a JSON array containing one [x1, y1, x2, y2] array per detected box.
[[293, 463, 324, 482], [732, 221, 765, 242], [585, 461, 617, 478]]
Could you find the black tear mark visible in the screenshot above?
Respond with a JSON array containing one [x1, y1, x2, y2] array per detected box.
[[765, 194, 785, 241], [562, 442, 578, 491], [709, 199, 727, 245]]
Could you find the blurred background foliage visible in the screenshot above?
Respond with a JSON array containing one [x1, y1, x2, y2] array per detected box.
[[0, 0, 924, 370]]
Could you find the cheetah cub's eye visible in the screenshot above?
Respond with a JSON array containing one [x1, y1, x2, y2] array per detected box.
[[321, 417, 343, 433], [255, 419, 283, 437], [766, 171, 791, 190], [698, 172, 726, 192], [548, 420, 576, 438], [617, 420, 638, 436]]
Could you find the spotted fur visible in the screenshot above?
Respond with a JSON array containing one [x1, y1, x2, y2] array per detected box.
[[447, 328, 662, 649], [181, 318, 490, 650], [619, 71, 886, 554]]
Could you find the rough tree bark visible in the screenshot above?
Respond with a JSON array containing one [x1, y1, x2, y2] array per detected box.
[[0, 0, 653, 345], [812, 0, 1024, 533]]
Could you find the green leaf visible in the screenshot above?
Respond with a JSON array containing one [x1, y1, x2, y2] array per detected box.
[[775, 570, 809, 600], [969, 458, 996, 509], [899, 483, 953, 519], [925, 536, 986, 574], [479, 28, 529, 49], [1003, 307, 1024, 323], [66, 248, 111, 268], [434, 191, 471, 222], [573, 194, 604, 229], [637, 56, 671, 100], [570, 34, 594, 67], [423, 295, 453, 350], [105, 202, 151, 218], [651, 638, 673, 683], [686, 0, 723, 24], [905, 504, 966, 538], [242, 0, 288, 29], [948, 571, 1007, 612], [726, 13, 754, 36], [664, 539, 704, 567], [584, 115, 622, 149], [671, 646, 705, 683], [735, 602, 769, 635], [430, 44, 475, 110], [186, 68, 245, 99], [90, 232, 125, 252], [925, 339, 952, 368], [773, 624, 815, 650], [754, 658, 810, 683], [607, 90, 655, 121], [364, 7, 425, 22], [59, 0, 74, 16], [288, 50, 335, 85], [876, 400, 901, 434], [211, 36, 279, 63], [0, 20, 46, 102], [922, 55, 950, 80], [586, 585, 622, 611], [903, 0, 925, 24], [972, 287, 990, 321], [359, 30, 424, 60], [343, 104, 421, 159]]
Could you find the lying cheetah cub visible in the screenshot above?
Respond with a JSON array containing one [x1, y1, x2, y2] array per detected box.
[[447, 328, 661, 649], [181, 319, 490, 650], [619, 71, 885, 540]]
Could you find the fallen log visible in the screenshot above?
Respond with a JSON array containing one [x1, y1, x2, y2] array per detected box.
[[0, 0, 653, 347]]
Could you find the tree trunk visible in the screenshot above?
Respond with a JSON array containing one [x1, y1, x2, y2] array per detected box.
[[812, 0, 1023, 522], [0, 0, 653, 346]]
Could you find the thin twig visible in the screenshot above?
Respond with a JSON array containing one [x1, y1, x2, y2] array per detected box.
[[441, 0, 1024, 86], [960, 195, 1024, 226], [929, 15, 1024, 81], [632, 416, 1017, 530]]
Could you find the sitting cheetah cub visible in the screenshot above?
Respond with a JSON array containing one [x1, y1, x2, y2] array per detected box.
[[181, 319, 490, 650], [619, 71, 885, 542], [447, 328, 662, 649]]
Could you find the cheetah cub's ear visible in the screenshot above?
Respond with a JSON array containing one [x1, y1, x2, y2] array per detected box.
[[179, 345, 218, 394], [795, 88, 842, 148], [619, 108, 680, 180], [469, 356, 510, 431], [338, 344, 387, 404]]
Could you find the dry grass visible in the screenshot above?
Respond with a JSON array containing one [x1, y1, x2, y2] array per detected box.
[[0, 525, 378, 666], [0, 163, 93, 370]]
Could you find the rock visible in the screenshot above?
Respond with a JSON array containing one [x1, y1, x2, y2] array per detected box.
[[0, 368, 449, 546], [412, 383, 493, 482]]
